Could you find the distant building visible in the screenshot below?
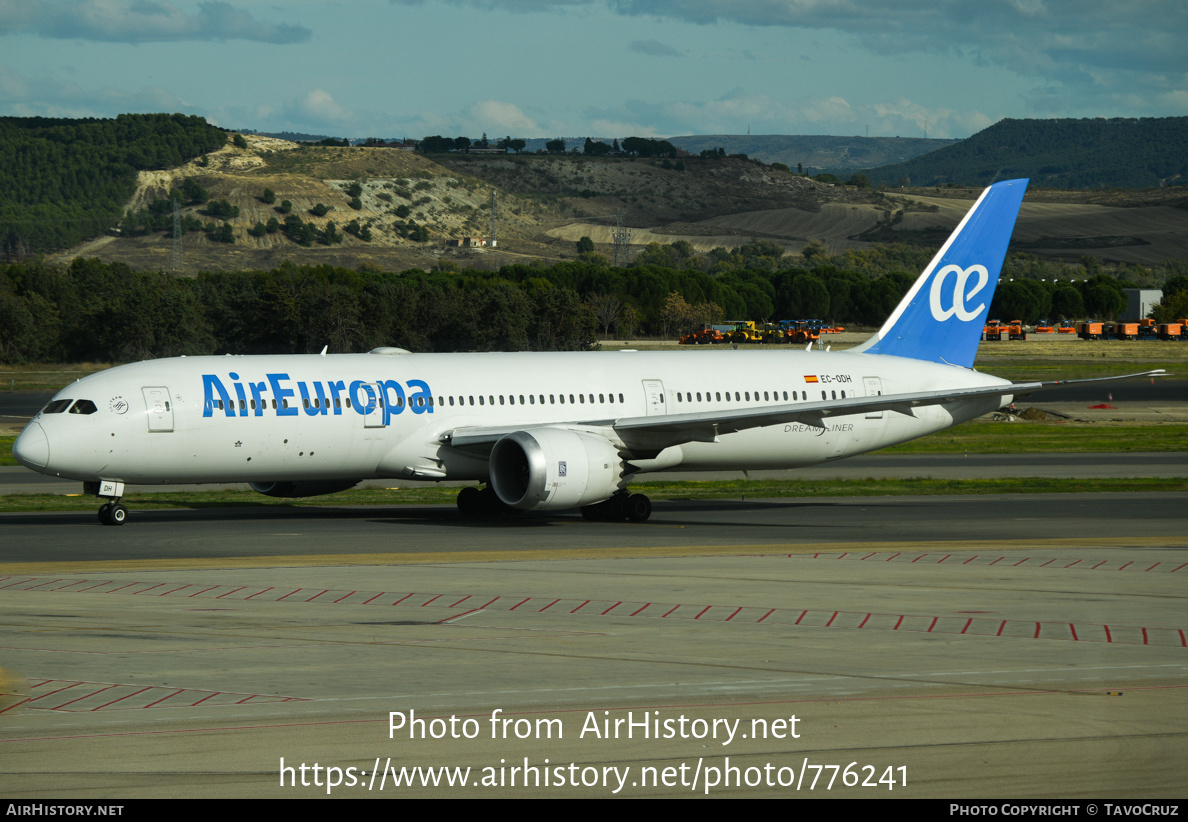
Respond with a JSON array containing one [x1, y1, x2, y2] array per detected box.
[[1124, 289, 1163, 320]]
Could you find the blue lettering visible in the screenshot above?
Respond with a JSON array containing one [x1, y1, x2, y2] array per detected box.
[[201, 374, 434, 423], [350, 380, 376, 417], [231, 376, 248, 417], [202, 374, 235, 418], [249, 381, 267, 416], [299, 381, 329, 416], [379, 380, 406, 425], [268, 373, 298, 417], [328, 380, 346, 415], [407, 379, 433, 415]]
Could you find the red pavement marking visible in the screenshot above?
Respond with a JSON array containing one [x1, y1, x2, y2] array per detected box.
[[188, 585, 219, 598], [511, 598, 532, 611], [725, 607, 742, 622], [305, 590, 329, 602], [893, 616, 904, 630], [244, 588, 273, 600], [538, 600, 560, 613], [53, 685, 118, 711], [694, 606, 711, 619], [214, 587, 246, 599], [143, 689, 185, 709], [333, 592, 356, 603], [1104, 625, 1113, 643], [1070, 624, 1079, 641], [571, 601, 590, 614], [757, 609, 775, 623], [631, 604, 651, 617], [92, 687, 151, 711], [858, 614, 871, 629], [276, 589, 302, 601]]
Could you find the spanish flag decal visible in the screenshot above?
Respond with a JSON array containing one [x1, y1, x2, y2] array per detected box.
[[804, 375, 819, 383]]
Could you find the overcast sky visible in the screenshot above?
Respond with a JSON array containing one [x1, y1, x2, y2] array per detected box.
[[0, 0, 1184, 140]]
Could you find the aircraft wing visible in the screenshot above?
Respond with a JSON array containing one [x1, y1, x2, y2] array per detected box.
[[440, 381, 1033, 456], [440, 368, 1166, 457]]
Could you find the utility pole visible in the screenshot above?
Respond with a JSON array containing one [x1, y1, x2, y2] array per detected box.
[[171, 199, 183, 272], [612, 209, 631, 268], [489, 191, 497, 247]]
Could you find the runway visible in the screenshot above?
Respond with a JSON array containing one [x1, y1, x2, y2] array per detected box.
[[1, 491, 1185, 798]]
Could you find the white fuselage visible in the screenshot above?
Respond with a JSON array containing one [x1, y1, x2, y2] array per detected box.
[[17, 348, 1011, 487]]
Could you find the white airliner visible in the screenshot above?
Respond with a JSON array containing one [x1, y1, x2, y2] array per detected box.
[[12, 178, 1164, 525]]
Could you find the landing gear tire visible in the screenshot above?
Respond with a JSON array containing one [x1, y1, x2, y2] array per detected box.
[[626, 493, 652, 522], [98, 502, 128, 526], [457, 486, 482, 517], [459, 486, 522, 518]]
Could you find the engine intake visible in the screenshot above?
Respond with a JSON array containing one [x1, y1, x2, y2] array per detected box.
[[489, 429, 623, 511]]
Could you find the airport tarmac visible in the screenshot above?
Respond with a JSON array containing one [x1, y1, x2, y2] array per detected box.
[[1, 491, 1185, 798]]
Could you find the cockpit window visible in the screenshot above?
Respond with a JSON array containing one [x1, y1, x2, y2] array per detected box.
[[43, 399, 73, 414], [69, 399, 98, 415]]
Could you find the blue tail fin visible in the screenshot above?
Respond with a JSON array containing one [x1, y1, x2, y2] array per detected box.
[[855, 178, 1028, 368]]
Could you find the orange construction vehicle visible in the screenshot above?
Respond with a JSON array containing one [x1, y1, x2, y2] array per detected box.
[[1005, 319, 1027, 340], [1158, 323, 1184, 340], [1077, 322, 1105, 340], [1113, 322, 1139, 340], [983, 319, 1004, 341], [1057, 321, 1076, 334], [679, 325, 725, 345]]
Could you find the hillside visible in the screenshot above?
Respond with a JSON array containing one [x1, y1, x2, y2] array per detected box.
[[34, 125, 1188, 273], [0, 114, 226, 256], [666, 134, 958, 172], [866, 117, 1188, 189]]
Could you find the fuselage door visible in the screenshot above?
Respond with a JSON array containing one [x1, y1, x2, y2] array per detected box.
[[142, 386, 174, 432], [863, 377, 883, 419], [642, 380, 666, 416], [361, 382, 386, 428]]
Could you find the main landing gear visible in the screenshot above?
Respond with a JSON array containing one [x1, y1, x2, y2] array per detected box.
[[581, 491, 652, 523], [456, 485, 523, 519]]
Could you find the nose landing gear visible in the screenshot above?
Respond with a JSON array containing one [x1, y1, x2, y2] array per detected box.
[[98, 501, 128, 526], [86, 480, 129, 526]]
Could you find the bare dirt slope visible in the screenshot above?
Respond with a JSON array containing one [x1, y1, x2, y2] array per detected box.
[[49, 137, 1188, 272]]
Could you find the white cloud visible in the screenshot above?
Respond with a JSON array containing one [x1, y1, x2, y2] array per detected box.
[[469, 100, 538, 133], [290, 89, 353, 125], [0, 0, 310, 43]]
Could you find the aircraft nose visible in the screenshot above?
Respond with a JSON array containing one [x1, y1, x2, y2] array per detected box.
[[13, 422, 49, 469]]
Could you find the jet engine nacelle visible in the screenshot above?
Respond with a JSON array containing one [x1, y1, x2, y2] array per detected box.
[[489, 428, 623, 511], [249, 480, 360, 498]]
